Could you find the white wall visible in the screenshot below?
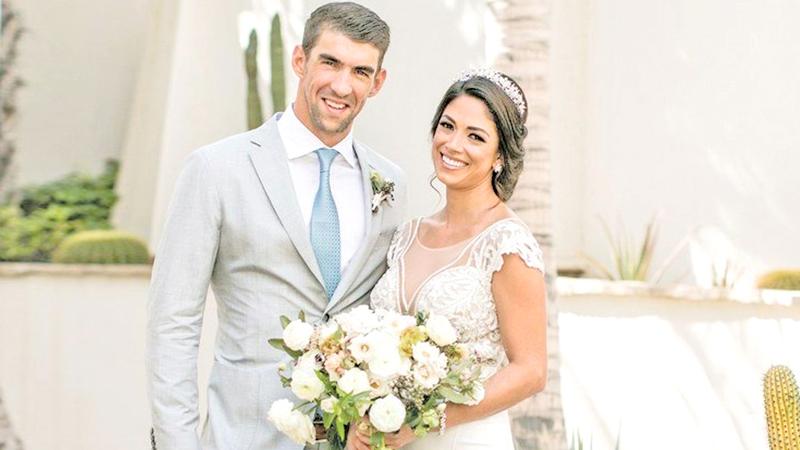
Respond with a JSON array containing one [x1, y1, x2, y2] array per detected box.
[[13, 0, 152, 186], [558, 278, 800, 450], [551, 0, 800, 282], [0, 265, 217, 450]]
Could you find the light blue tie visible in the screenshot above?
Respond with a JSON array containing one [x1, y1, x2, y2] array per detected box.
[[310, 148, 341, 299]]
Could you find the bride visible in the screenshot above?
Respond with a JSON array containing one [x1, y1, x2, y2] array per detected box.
[[347, 69, 547, 450]]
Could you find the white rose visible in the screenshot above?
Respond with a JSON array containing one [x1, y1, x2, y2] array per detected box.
[[411, 341, 442, 365], [379, 310, 417, 336], [369, 395, 406, 433], [296, 351, 321, 370], [320, 397, 337, 413], [335, 305, 377, 335], [368, 375, 392, 399], [411, 362, 441, 389], [349, 334, 376, 363], [290, 366, 325, 401], [319, 322, 340, 342], [368, 348, 402, 379], [268, 399, 315, 444], [283, 320, 314, 351], [425, 314, 457, 347], [338, 367, 371, 395]]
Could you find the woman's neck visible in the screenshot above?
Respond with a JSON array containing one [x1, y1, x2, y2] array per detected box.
[[440, 184, 503, 228]]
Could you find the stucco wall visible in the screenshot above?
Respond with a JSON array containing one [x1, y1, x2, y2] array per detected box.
[[12, 0, 152, 186]]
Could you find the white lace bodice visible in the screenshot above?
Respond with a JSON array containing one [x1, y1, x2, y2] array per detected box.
[[370, 217, 544, 376]]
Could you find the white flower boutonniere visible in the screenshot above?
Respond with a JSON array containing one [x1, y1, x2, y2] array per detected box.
[[370, 170, 395, 213]]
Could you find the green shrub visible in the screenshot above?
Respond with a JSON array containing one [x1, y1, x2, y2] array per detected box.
[[758, 270, 800, 291], [0, 160, 119, 262], [52, 230, 149, 264]]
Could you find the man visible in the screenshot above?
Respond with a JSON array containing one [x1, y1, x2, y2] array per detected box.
[[146, 3, 406, 449]]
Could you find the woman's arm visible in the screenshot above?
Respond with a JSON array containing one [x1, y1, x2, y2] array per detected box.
[[444, 253, 548, 427]]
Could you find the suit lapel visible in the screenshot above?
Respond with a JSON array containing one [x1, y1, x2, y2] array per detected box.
[[247, 116, 325, 289], [325, 141, 384, 313]]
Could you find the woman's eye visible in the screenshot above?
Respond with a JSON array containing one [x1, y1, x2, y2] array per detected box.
[[439, 121, 453, 130], [470, 134, 485, 142]]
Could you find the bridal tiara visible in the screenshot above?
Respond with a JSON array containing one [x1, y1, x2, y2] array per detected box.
[[454, 68, 527, 119]]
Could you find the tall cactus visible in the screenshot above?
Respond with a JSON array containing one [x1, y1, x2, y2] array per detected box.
[[244, 13, 286, 130], [269, 13, 286, 113], [0, 0, 24, 196], [245, 29, 264, 130], [764, 365, 800, 450]]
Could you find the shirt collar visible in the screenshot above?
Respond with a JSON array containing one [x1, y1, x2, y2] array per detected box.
[[277, 103, 357, 168]]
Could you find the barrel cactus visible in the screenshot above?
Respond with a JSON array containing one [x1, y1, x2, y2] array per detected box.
[[763, 365, 800, 450], [51, 230, 149, 264], [758, 270, 800, 291]]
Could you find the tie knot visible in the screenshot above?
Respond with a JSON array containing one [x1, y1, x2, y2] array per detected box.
[[315, 148, 338, 172]]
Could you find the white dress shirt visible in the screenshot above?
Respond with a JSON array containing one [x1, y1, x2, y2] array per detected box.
[[277, 105, 367, 275]]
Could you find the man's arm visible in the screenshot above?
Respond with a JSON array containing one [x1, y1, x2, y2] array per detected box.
[[146, 150, 221, 450]]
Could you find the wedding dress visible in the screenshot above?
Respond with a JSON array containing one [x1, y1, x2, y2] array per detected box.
[[370, 217, 544, 450]]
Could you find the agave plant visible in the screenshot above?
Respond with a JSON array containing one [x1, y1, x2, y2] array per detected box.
[[580, 215, 686, 283]]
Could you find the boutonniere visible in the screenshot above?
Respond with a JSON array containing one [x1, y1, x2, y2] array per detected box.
[[369, 169, 395, 213]]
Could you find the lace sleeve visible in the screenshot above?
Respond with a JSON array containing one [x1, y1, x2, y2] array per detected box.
[[385, 219, 415, 267], [474, 220, 544, 275]]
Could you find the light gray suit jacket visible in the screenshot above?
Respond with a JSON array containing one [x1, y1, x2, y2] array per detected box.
[[146, 114, 406, 450]]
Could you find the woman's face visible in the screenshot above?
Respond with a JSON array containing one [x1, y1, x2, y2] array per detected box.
[[431, 94, 501, 194]]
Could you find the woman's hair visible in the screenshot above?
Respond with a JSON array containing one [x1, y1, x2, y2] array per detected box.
[[429, 73, 528, 202]]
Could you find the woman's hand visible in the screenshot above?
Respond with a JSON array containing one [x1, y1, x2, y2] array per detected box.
[[346, 418, 372, 450], [383, 424, 417, 449]]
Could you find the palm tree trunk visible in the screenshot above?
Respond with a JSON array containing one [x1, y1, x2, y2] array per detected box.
[[486, 1, 567, 448], [0, 390, 24, 450]]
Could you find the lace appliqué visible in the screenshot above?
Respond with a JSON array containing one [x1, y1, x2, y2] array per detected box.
[[371, 219, 544, 379]]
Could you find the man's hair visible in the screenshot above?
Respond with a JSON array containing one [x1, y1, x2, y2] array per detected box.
[[302, 2, 391, 69]]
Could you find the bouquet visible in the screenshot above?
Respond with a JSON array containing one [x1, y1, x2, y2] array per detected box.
[[267, 305, 486, 449]]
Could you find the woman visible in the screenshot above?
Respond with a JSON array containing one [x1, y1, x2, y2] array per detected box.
[[347, 69, 548, 450]]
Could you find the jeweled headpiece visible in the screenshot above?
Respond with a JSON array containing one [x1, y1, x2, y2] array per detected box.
[[455, 68, 526, 119]]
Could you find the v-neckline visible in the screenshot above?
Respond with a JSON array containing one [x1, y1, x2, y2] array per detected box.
[[397, 217, 519, 314]]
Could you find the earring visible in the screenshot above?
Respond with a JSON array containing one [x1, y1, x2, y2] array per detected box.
[[493, 163, 503, 174]]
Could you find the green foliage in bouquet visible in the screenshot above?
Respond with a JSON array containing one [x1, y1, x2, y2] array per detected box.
[[51, 230, 149, 264], [758, 270, 800, 291], [0, 160, 119, 261], [763, 365, 800, 450]]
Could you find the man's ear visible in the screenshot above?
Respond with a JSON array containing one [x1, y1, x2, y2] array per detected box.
[[368, 68, 387, 97], [291, 45, 307, 78]]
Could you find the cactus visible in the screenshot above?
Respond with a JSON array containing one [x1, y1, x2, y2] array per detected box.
[[51, 229, 150, 264], [0, 0, 25, 196], [245, 29, 264, 130], [758, 270, 800, 291], [763, 365, 800, 450], [243, 13, 286, 130], [269, 13, 286, 113]]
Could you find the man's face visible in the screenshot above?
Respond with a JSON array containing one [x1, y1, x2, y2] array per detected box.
[[292, 29, 387, 146]]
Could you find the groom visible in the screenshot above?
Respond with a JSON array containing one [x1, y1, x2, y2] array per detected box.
[[146, 3, 405, 449]]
